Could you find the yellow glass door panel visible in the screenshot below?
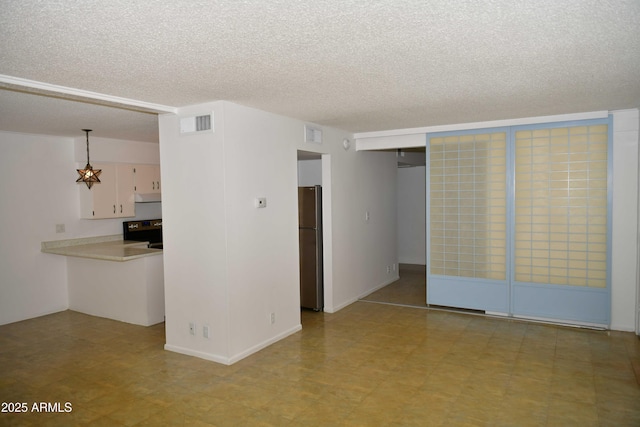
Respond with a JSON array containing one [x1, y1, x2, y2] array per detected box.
[[514, 125, 608, 288], [427, 130, 509, 312]]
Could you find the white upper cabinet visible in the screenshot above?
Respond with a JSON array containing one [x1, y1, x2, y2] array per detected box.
[[134, 165, 161, 194], [79, 164, 135, 219]]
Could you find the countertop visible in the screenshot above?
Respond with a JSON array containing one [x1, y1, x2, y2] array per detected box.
[[41, 234, 162, 262]]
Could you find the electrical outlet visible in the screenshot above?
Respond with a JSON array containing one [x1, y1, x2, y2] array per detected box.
[[270, 312, 276, 325], [55, 224, 65, 233], [203, 325, 209, 339], [189, 322, 196, 336], [386, 265, 391, 273]]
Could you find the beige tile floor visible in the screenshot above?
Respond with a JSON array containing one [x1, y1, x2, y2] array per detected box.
[[1, 302, 639, 426]]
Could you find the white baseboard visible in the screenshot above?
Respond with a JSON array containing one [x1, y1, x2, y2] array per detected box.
[[164, 324, 303, 365], [330, 276, 400, 313], [164, 344, 231, 365], [398, 260, 426, 266], [330, 297, 359, 313], [227, 324, 302, 364], [0, 307, 68, 326], [358, 276, 399, 300], [609, 323, 636, 332]]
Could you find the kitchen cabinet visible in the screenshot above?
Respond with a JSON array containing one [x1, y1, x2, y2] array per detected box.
[[67, 252, 164, 326], [42, 235, 164, 326], [134, 164, 161, 194], [79, 164, 135, 219]]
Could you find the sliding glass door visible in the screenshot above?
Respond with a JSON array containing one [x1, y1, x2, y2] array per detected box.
[[426, 119, 611, 326]]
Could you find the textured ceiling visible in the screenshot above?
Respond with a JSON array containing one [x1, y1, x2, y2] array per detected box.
[[0, 0, 639, 143]]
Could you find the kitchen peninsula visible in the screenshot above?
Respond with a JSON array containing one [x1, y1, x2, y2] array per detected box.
[[42, 235, 164, 326]]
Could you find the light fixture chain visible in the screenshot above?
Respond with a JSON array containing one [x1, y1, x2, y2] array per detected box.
[[83, 129, 92, 165]]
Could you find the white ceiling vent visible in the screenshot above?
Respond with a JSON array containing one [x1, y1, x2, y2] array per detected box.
[[180, 113, 214, 134], [304, 125, 322, 144]]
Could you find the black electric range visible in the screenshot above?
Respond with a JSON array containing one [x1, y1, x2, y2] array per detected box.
[[123, 219, 163, 249]]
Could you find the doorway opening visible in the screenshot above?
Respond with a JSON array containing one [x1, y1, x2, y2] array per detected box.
[[360, 148, 428, 308], [297, 150, 331, 316]]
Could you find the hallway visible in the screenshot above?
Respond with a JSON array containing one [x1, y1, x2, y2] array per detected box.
[[361, 264, 427, 308]]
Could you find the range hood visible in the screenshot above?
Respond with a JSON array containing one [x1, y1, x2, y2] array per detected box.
[[134, 193, 162, 203]]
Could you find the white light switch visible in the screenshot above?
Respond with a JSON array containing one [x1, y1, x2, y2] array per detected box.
[[255, 197, 267, 208]]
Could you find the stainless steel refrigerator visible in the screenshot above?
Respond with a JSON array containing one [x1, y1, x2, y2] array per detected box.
[[298, 185, 323, 311]]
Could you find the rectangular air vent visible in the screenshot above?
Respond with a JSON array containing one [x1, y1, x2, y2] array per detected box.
[[180, 113, 214, 134], [304, 125, 322, 144]]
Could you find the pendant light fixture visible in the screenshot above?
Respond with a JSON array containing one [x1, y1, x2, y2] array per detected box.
[[76, 129, 101, 189]]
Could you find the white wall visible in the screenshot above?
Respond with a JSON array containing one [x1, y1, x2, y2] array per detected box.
[[397, 166, 426, 265], [159, 102, 230, 361], [638, 110, 640, 336], [0, 133, 73, 324], [159, 101, 398, 364], [223, 102, 304, 361], [0, 131, 161, 325], [326, 146, 399, 310], [611, 109, 639, 331]]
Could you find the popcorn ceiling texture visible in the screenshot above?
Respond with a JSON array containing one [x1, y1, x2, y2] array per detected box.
[[0, 0, 639, 141]]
